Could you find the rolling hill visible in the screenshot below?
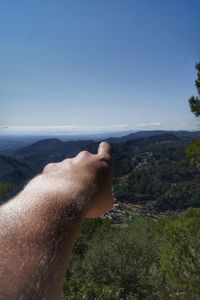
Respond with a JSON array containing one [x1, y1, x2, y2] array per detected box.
[[1, 131, 200, 212]]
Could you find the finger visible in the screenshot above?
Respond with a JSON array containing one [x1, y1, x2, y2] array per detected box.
[[98, 141, 112, 157], [74, 150, 94, 162]]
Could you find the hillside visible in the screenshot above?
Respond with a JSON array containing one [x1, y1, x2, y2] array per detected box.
[[107, 130, 200, 143], [0, 154, 35, 201], [1, 132, 200, 212], [11, 132, 188, 172], [14, 139, 98, 172], [0, 155, 35, 184]]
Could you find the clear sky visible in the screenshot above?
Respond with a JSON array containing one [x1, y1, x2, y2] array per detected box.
[[0, 0, 200, 133]]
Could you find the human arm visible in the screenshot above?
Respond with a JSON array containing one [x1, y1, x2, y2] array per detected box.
[[0, 142, 113, 300]]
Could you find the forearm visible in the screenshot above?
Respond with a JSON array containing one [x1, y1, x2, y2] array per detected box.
[[0, 174, 87, 300], [0, 142, 113, 299]]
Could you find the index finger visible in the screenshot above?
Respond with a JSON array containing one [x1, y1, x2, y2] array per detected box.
[[98, 141, 112, 157]]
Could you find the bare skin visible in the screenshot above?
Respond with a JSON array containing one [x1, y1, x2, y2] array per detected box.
[[0, 141, 113, 300]]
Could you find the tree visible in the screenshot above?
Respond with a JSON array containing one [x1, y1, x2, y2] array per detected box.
[[189, 63, 200, 116], [186, 63, 200, 168], [63, 218, 163, 299], [160, 208, 200, 298], [0, 182, 14, 202]]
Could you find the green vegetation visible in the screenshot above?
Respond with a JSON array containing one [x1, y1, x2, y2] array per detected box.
[[187, 62, 200, 168], [160, 208, 200, 298], [113, 147, 200, 211], [63, 208, 200, 299], [1, 62, 200, 299], [189, 63, 200, 117], [186, 139, 200, 169], [0, 182, 14, 202], [63, 75, 200, 299]]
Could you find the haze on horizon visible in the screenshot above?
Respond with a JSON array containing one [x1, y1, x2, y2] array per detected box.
[[1, 0, 200, 133]]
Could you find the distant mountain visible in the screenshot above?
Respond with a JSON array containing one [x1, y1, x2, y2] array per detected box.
[[14, 139, 99, 172], [0, 136, 41, 153], [2, 132, 200, 211], [0, 154, 35, 184], [1, 130, 200, 155], [0, 154, 35, 201], [107, 130, 167, 143], [106, 130, 200, 143], [0, 130, 132, 153], [9, 133, 188, 173], [175, 131, 200, 138], [112, 133, 186, 162]]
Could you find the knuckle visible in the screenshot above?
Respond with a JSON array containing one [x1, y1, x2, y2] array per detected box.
[[43, 162, 56, 173], [62, 158, 73, 167], [99, 153, 112, 163], [62, 158, 72, 164], [78, 150, 91, 157]]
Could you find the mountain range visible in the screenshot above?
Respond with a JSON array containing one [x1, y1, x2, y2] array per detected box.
[[1, 130, 200, 208], [2, 132, 188, 172], [0, 131, 196, 176]]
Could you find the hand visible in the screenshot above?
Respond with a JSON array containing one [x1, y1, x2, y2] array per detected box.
[[0, 142, 114, 299], [42, 141, 114, 218]]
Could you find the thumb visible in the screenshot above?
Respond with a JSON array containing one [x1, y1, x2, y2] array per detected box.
[[98, 142, 112, 157]]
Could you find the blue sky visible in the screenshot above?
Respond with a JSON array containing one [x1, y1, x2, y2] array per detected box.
[[0, 0, 200, 133]]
